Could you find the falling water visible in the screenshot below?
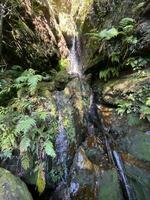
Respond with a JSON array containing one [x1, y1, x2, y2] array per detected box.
[[69, 35, 82, 76]]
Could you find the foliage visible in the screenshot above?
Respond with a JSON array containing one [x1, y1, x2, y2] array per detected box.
[[58, 58, 69, 70], [117, 85, 150, 121], [119, 18, 136, 33], [36, 163, 46, 194], [99, 67, 119, 81], [88, 27, 119, 40], [125, 57, 150, 71], [15, 69, 42, 95], [88, 17, 146, 81], [116, 99, 132, 116], [44, 141, 56, 158], [0, 68, 57, 193]]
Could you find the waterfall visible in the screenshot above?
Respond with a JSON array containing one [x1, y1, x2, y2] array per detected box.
[[69, 35, 82, 76]]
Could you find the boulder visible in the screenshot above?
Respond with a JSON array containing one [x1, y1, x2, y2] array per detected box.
[[0, 167, 33, 200]]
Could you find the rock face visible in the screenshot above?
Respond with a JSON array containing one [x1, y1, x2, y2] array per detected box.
[[2, 0, 69, 69], [0, 167, 33, 200], [80, 0, 150, 70], [98, 69, 150, 200], [1, 0, 150, 200]]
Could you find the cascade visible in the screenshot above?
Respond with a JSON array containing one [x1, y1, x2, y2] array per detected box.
[[69, 35, 82, 76], [68, 34, 134, 199]]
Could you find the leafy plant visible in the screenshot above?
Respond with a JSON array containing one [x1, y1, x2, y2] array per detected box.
[[117, 85, 150, 122], [88, 17, 141, 81], [58, 58, 69, 70], [98, 27, 119, 40], [87, 27, 119, 41], [99, 67, 119, 81], [119, 17, 136, 33], [116, 99, 132, 116], [15, 69, 42, 95], [125, 57, 149, 71], [15, 116, 36, 134], [0, 68, 58, 193]]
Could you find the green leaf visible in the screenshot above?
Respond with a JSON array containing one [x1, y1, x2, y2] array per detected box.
[[99, 67, 119, 81], [119, 18, 135, 28], [38, 111, 48, 121], [146, 97, 150, 106], [21, 154, 30, 170], [99, 27, 119, 40], [124, 36, 137, 45], [14, 69, 42, 95], [44, 141, 56, 158], [37, 165, 45, 194], [140, 106, 150, 115], [2, 150, 12, 158], [15, 116, 36, 134], [122, 25, 134, 33], [28, 75, 42, 95], [20, 137, 31, 152]]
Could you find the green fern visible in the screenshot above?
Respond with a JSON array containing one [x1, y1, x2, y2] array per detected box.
[[15, 115, 36, 134], [0, 68, 57, 186], [11, 98, 33, 112], [99, 28, 119, 40], [44, 141, 56, 158], [146, 97, 150, 106], [99, 67, 119, 81], [15, 69, 42, 95], [117, 100, 132, 116], [87, 27, 119, 41], [28, 75, 42, 95], [119, 18, 135, 29], [20, 137, 31, 152], [21, 154, 30, 170]]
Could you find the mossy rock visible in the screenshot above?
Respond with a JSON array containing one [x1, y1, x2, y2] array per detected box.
[[0, 167, 33, 200], [120, 132, 150, 162], [102, 70, 150, 105], [125, 163, 150, 200]]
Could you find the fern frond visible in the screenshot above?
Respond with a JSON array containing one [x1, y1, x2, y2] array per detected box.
[[21, 154, 30, 170], [20, 137, 31, 153], [11, 98, 33, 112], [44, 141, 56, 158], [15, 69, 42, 95], [37, 164, 46, 194], [15, 115, 36, 134], [28, 75, 42, 95]]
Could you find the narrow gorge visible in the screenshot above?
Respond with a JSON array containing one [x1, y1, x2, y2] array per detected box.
[[0, 0, 150, 200]]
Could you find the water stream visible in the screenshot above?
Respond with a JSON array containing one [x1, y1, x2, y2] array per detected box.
[[67, 34, 135, 200], [69, 35, 82, 76]]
